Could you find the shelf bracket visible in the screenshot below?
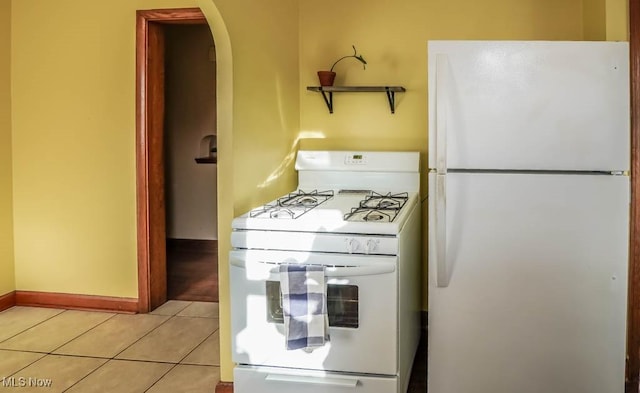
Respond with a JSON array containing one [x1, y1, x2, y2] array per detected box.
[[385, 87, 397, 114], [320, 90, 334, 114]]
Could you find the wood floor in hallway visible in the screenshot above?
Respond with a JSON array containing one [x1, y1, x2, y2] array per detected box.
[[166, 239, 218, 303]]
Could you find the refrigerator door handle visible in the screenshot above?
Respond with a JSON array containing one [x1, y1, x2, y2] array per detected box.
[[435, 173, 449, 287], [435, 54, 449, 175]]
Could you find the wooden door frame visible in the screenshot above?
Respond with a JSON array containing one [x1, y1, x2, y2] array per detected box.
[[136, 8, 208, 313], [629, 0, 640, 390]]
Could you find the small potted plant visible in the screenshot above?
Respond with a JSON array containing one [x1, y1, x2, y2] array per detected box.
[[317, 45, 367, 86]]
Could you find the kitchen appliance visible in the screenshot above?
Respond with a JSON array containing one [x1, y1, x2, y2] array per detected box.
[[230, 150, 422, 393], [427, 40, 630, 393]]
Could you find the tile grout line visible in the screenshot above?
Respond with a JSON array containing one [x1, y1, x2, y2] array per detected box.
[[109, 301, 214, 363], [47, 311, 119, 355], [142, 363, 180, 393], [1, 308, 118, 355], [147, 302, 219, 367], [59, 355, 110, 393], [177, 328, 219, 366], [0, 307, 66, 345], [3, 350, 46, 380], [109, 314, 178, 361], [153, 301, 193, 317], [112, 314, 214, 364], [174, 301, 219, 319]]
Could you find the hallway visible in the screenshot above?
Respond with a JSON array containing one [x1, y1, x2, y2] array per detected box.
[[167, 240, 218, 302]]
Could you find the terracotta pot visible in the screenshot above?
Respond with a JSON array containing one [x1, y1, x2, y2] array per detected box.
[[317, 71, 336, 86]]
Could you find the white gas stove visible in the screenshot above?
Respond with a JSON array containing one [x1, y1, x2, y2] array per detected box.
[[233, 189, 417, 232], [233, 150, 420, 234], [231, 189, 419, 255], [230, 151, 421, 393]]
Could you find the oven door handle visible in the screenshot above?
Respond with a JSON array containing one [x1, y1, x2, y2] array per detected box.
[[265, 373, 358, 387], [230, 259, 395, 277]]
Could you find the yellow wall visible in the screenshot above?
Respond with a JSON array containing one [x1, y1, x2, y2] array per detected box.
[[11, 0, 201, 297], [583, 0, 628, 40], [606, 0, 628, 40], [584, 0, 607, 39], [205, 0, 300, 212], [0, 0, 15, 296]]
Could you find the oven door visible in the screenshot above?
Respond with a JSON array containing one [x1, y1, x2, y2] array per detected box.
[[230, 249, 398, 375]]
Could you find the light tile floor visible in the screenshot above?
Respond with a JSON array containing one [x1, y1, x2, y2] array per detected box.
[[0, 301, 220, 393]]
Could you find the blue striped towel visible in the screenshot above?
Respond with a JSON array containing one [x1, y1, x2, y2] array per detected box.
[[279, 264, 330, 351]]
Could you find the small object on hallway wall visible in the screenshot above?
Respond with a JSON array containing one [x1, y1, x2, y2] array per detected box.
[[195, 134, 217, 164], [317, 45, 367, 86]]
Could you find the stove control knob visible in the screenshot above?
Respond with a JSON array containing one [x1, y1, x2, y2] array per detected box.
[[346, 238, 361, 254], [366, 239, 380, 254]]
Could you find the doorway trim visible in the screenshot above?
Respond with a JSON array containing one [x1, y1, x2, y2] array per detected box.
[[628, 0, 640, 390], [136, 8, 208, 313]]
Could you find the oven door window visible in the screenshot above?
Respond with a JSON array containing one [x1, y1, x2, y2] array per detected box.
[[265, 281, 359, 328]]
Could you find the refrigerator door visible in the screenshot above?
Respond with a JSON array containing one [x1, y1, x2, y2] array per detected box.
[[428, 41, 629, 171], [428, 172, 629, 393]]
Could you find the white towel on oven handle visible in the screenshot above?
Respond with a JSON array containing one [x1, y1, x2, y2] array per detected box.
[[279, 263, 329, 351]]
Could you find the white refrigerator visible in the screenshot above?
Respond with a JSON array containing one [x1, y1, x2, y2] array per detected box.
[[427, 41, 630, 393]]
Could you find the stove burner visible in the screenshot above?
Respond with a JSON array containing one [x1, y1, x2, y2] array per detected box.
[[298, 196, 319, 206], [364, 211, 387, 221], [344, 191, 408, 223], [278, 189, 334, 208], [249, 203, 279, 218], [248, 189, 334, 219], [359, 192, 409, 210], [270, 209, 297, 219], [345, 207, 399, 223]]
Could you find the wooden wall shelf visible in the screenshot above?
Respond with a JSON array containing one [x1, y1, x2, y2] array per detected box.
[[195, 157, 217, 164], [306, 86, 406, 114]]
